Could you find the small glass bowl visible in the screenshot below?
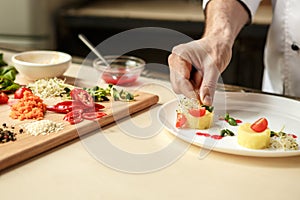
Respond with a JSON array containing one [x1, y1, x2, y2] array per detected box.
[[93, 55, 145, 85]]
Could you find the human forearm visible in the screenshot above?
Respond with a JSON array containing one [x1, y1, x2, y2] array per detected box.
[[203, 0, 249, 47]]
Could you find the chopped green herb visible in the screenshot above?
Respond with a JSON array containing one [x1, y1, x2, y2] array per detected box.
[[111, 87, 135, 101], [271, 130, 287, 137], [227, 117, 237, 126], [220, 129, 235, 137], [84, 84, 135, 102], [83, 84, 112, 102], [0, 55, 20, 92], [201, 105, 214, 113], [223, 113, 238, 126]]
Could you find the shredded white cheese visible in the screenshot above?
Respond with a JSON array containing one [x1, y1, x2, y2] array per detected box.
[[27, 77, 74, 99], [21, 120, 64, 136], [177, 97, 200, 113], [269, 134, 299, 150]]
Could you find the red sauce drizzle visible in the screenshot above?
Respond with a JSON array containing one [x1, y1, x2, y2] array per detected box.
[[196, 132, 223, 140], [235, 119, 243, 124], [210, 135, 223, 140], [196, 132, 210, 137], [288, 134, 298, 139]]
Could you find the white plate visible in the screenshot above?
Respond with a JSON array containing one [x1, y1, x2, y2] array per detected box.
[[158, 92, 300, 157]]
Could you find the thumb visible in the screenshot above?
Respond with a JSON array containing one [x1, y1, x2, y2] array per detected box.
[[199, 65, 220, 106]]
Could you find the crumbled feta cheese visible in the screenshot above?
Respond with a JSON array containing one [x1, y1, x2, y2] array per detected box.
[[269, 134, 299, 150], [21, 120, 64, 136]]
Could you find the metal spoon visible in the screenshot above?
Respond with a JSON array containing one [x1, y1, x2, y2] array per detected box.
[[78, 34, 110, 67]]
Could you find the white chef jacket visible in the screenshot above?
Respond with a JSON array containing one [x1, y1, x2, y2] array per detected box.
[[203, 0, 300, 97]]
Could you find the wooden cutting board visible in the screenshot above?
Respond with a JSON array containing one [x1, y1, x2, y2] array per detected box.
[[0, 86, 159, 171]]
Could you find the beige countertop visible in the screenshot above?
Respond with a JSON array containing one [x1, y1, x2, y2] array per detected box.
[[65, 0, 272, 25], [1, 50, 300, 200]]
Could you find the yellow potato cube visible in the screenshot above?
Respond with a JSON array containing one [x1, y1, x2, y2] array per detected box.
[[237, 123, 271, 149], [186, 110, 213, 130]]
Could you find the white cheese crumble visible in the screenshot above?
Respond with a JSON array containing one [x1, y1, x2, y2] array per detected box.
[[177, 97, 200, 113], [269, 134, 299, 150], [21, 120, 64, 136], [27, 77, 74, 99]]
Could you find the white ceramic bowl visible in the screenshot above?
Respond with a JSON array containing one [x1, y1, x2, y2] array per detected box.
[[12, 50, 72, 80]]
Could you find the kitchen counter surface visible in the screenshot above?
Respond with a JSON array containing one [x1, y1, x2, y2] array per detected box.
[[1, 50, 300, 200]]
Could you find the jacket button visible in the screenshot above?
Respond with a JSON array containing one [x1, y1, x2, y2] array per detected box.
[[291, 43, 299, 51]]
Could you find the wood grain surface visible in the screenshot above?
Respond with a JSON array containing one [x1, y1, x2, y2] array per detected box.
[[0, 90, 159, 171]]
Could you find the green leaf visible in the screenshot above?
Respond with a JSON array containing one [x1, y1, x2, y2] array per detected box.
[[0, 66, 18, 80], [3, 82, 20, 91], [0, 53, 8, 67]]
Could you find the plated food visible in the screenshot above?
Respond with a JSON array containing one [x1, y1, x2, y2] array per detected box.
[[159, 93, 300, 157], [175, 98, 214, 129], [173, 97, 298, 151], [237, 118, 271, 149]]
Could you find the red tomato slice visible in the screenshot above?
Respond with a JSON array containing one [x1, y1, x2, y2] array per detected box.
[[188, 107, 206, 117], [14, 87, 32, 99], [176, 113, 187, 128], [250, 117, 268, 132], [82, 112, 107, 120], [0, 92, 9, 104]]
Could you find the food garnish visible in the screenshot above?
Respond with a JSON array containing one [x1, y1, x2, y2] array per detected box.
[[47, 100, 105, 114], [27, 77, 74, 99], [250, 117, 268, 132], [0, 53, 20, 92], [10, 91, 47, 120], [176, 97, 214, 129], [83, 84, 112, 102], [14, 87, 32, 99], [47, 88, 107, 125], [111, 87, 135, 101], [63, 109, 84, 125], [21, 120, 64, 136], [176, 113, 187, 128], [0, 92, 9, 104], [220, 113, 242, 126], [269, 127, 298, 150], [70, 88, 94, 107], [220, 129, 235, 137], [0, 53, 7, 67], [0, 66, 20, 92], [0, 123, 22, 143], [189, 107, 206, 117]]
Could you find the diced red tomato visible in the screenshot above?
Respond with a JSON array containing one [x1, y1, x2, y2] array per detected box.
[[250, 117, 268, 132], [188, 107, 206, 117], [176, 113, 187, 128], [0, 92, 9, 104], [14, 87, 32, 99]]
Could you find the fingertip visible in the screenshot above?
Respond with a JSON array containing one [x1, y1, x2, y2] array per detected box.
[[185, 90, 199, 101], [200, 86, 213, 106], [202, 94, 212, 106]]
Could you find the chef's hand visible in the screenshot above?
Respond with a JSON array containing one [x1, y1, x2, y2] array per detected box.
[[168, 36, 232, 106]]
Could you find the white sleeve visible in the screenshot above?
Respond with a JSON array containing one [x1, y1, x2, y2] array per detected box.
[[202, 0, 262, 20]]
